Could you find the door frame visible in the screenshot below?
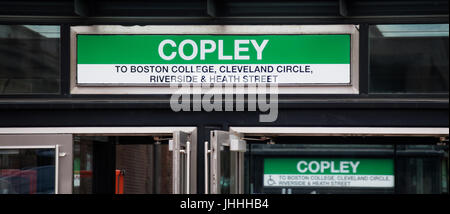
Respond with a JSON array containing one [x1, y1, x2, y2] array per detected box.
[[0, 127, 196, 135], [0, 135, 72, 194], [229, 127, 449, 137], [0, 126, 197, 194], [0, 145, 59, 193], [227, 127, 448, 194], [208, 130, 246, 194]]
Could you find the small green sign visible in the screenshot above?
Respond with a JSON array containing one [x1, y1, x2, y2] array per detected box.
[[264, 158, 393, 175], [264, 158, 394, 188]]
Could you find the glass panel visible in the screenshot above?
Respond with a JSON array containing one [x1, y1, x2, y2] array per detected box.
[[153, 142, 173, 194], [73, 136, 173, 194], [244, 137, 448, 194], [116, 143, 172, 194], [220, 146, 231, 194], [0, 25, 60, 94], [0, 148, 55, 194], [369, 24, 449, 93], [396, 157, 440, 194], [73, 137, 94, 194], [396, 143, 448, 194], [179, 145, 186, 194], [246, 144, 395, 194], [441, 158, 448, 193]]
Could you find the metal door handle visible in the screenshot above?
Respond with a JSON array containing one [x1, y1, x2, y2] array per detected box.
[[204, 141, 211, 194], [186, 141, 191, 194]]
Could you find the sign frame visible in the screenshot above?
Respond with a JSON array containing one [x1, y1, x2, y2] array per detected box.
[[70, 25, 359, 94], [263, 158, 395, 188]]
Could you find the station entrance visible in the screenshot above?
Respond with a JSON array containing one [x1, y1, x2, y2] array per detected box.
[[0, 127, 197, 194], [205, 128, 449, 194], [1, 127, 448, 194], [73, 131, 196, 194]]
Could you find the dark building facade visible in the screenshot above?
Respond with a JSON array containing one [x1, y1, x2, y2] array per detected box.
[[0, 0, 448, 194]]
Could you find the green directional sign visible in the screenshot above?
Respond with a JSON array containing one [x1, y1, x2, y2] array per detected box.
[[264, 158, 394, 188], [76, 34, 352, 85], [77, 35, 350, 64]]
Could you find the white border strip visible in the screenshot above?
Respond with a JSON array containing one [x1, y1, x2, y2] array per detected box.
[[72, 25, 357, 35], [55, 144, 59, 194], [230, 127, 449, 137], [0, 145, 56, 149], [0, 127, 196, 135]]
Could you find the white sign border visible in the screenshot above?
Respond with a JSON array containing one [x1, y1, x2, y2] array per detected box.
[[70, 25, 359, 94]]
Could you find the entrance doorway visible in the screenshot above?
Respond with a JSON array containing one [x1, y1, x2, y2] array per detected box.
[[73, 135, 175, 194], [205, 127, 449, 194], [0, 127, 196, 194]]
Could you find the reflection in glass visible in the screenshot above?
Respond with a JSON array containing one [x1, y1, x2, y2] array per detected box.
[[73, 137, 94, 194], [116, 143, 173, 194], [0, 149, 55, 194], [0, 25, 60, 94], [73, 136, 173, 194], [369, 24, 449, 93], [244, 138, 448, 194], [396, 143, 448, 194], [376, 24, 449, 37], [220, 146, 231, 194]]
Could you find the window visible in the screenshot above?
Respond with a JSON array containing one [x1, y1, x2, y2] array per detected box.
[[0, 25, 60, 94], [0, 148, 56, 194], [369, 24, 449, 93]]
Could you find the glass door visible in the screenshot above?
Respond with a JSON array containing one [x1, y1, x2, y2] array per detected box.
[[170, 131, 197, 194], [206, 130, 246, 194], [0, 135, 72, 194], [73, 131, 197, 194]]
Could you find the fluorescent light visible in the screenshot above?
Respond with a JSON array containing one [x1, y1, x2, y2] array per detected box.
[[376, 24, 449, 37], [23, 25, 60, 38], [0, 150, 20, 155]]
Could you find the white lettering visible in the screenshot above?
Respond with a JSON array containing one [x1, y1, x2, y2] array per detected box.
[[234, 40, 250, 60], [320, 161, 331, 173], [331, 161, 340, 173], [158, 39, 176, 60], [340, 161, 350, 173], [309, 161, 320, 173], [297, 161, 308, 173], [350, 161, 360, 173], [200, 40, 216, 60], [251, 40, 269, 60], [218, 40, 232, 60], [178, 39, 198, 60]]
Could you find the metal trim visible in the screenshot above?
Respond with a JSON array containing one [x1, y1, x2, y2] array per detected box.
[[70, 25, 359, 94], [0, 127, 196, 135], [229, 127, 449, 137], [0, 145, 56, 149], [55, 144, 59, 194], [0, 145, 59, 194]]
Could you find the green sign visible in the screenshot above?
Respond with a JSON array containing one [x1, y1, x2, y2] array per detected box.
[[76, 34, 351, 85], [264, 158, 394, 188], [77, 35, 350, 64]]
